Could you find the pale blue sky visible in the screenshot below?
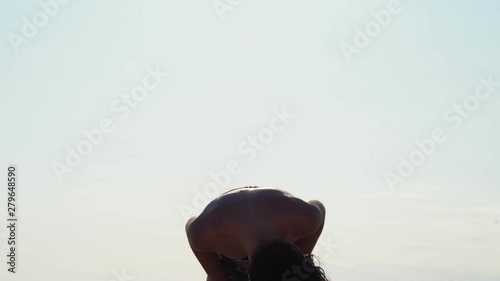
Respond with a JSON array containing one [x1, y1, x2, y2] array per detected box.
[[0, 1, 499, 281]]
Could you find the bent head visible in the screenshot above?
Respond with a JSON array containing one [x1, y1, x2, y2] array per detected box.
[[249, 241, 329, 281]]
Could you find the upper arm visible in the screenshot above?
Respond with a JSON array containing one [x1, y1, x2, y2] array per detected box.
[[294, 199, 326, 254], [186, 217, 230, 281], [190, 248, 229, 281]]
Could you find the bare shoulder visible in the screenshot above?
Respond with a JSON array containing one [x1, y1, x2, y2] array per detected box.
[[291, 199, 326, 231], [185, 216, 197, 233], [185, 216, 198, 244], [185, 216, 212, 251], [308, 199, 326, 218]]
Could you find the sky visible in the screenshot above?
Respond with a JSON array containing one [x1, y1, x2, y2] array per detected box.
[[0, 0, 499, 281]]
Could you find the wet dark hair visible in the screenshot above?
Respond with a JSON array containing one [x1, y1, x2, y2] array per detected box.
[[249, 241, 329, 281]]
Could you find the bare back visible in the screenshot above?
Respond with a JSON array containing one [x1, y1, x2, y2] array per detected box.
[[186, 187, 325, 261]]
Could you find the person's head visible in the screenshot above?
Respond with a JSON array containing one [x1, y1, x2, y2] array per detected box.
[[249, 241, 329, 281]]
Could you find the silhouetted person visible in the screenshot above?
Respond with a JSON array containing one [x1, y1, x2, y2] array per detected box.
[[185, 186, 329, 281]]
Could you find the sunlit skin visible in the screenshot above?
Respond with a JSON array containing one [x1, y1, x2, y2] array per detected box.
[[185, 187, 326, 281]]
